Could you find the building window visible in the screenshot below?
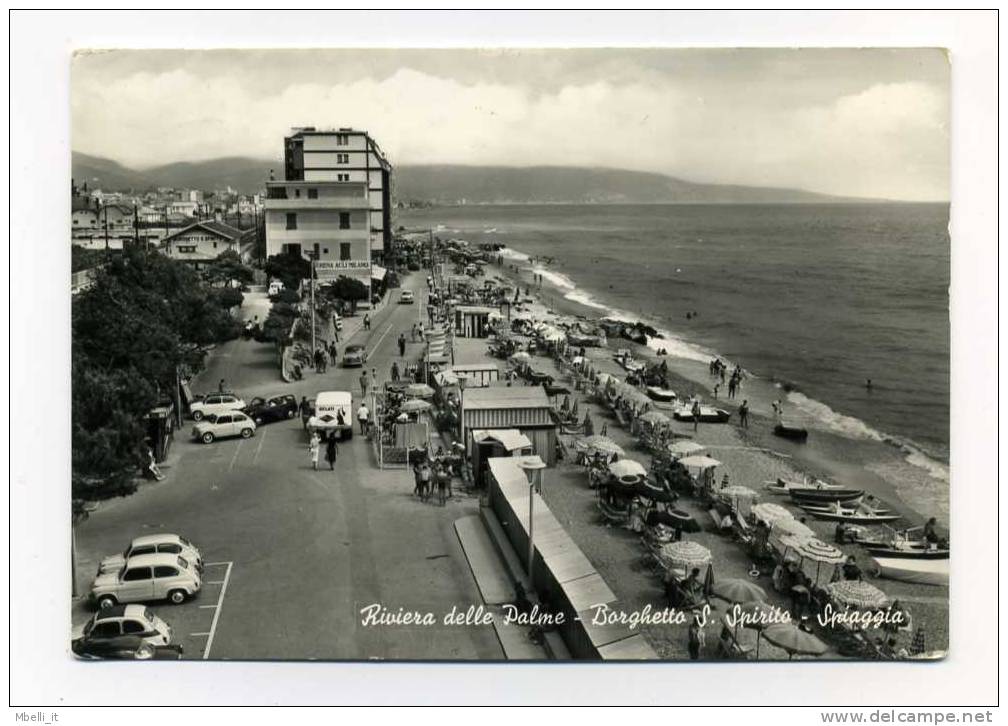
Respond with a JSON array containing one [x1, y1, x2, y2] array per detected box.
[[323, 248, 329, 255], [307, 188, 318, 199], [286, 213, 297, 230], [313, 243, 320, 259], [340, 243, 351, 261], [336, 133, 349, 146], [294, 188, 301, 198], [337, 153, 349, 164], [339, 212, 350, 229], [337, 173, 349, 182]]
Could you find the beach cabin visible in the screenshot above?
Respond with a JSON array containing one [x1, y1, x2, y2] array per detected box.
[[470, 429, 534, 488], [461, 386, 558, 466], [486, 456, 658, 660], [454, 305, 498, 338], [452, 363, 501, 388]]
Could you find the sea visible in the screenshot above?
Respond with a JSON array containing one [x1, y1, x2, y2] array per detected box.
[[398, 203, 951, 517]]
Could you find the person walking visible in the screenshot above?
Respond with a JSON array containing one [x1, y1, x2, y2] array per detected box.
[[299, 396, 312, 430], [419, 461, 432, 502], [357, 401, 370, 436], [413, 460, 423, 497], [360, 370, 369, 397], [398, 333, 407, 357], [739, 399, 750, 428], [308, 432, 321, 471], [691, 398, 702, 433], [218, 378, 227, 393], [363, 313, 371, 331], [329, 341, 339, 367], [332, 314, 340, 342], [319, 348, 328, 374], [435, 464, 448, 506], [325, 434, 339, 472], [712, 383, 720, 400], [391, 361, 400, 382]]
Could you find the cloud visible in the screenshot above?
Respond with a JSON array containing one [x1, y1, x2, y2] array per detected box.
[[71, 59, 949, 200]]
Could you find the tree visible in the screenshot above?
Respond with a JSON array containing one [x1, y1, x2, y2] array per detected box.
[[321, 276, 368, 314], [203, 249, 255, 289], [264, 253, 310, 290], [72, 246, 244, 504]]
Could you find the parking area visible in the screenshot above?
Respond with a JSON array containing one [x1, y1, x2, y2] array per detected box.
[[71, 561, 234, 660]]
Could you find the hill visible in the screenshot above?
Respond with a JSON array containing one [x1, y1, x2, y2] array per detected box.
[[72, 152, 863, 204]]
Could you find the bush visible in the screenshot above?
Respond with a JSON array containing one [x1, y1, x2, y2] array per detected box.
[[273, 288, 301, 305]]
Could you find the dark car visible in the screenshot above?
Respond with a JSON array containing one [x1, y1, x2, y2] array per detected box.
[[243, 394, 298, 425], [342, 344, 368, 367], [72, 635, 184, 660]]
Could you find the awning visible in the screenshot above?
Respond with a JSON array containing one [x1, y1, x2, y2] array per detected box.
[[472, 428, 533, 452], [371, 265, 387, 281]]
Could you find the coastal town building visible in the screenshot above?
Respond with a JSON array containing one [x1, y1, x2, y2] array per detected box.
[[163, 219, 250, 269], [264, 179, 373, 292], [281, 127, 393, 260]]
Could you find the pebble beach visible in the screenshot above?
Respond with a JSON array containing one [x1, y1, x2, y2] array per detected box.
[[451, 260, 950, 659]]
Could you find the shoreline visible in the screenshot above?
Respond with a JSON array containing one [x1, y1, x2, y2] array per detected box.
[[491, 259, 945, 528]]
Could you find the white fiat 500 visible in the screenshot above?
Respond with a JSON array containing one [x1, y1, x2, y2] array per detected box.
[[192, 411, 256, 444], [100, 534, 203, 575], [90, 553, 202, 610], [189, 393, 246, 421]]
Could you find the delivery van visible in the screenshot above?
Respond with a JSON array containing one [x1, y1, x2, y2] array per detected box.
[[307, 391, 354, 440]]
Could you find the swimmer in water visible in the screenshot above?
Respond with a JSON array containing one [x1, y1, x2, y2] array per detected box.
[[866, 379, 873, 390]]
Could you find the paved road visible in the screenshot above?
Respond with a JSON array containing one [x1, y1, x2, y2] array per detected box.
[[74, 273, 503, 661]]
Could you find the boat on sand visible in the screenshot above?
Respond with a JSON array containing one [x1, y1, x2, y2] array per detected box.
[[646, 386, 677, 402], [672, 405, 731, 424], [764, 477, 843, 494], [872, 556, 949, 586], [789, 488, 865, 504]]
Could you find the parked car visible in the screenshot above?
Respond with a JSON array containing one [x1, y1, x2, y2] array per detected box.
[[189, 393, 246, 421], [73, 605, 172, 649], [243, 394, 298, 425], [90, 553, 202, 610], [72, 635, 183, 660], [192, 412, 256, 444], [399, 290, 415, 304], [99, 534, 203, 575], [342, 344, 368, 367]]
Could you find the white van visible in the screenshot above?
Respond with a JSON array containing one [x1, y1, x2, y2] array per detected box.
[[268, 279, 285, 296], [307, 391, 354, 440]]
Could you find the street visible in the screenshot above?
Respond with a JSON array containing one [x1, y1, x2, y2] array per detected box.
[[73, 273, 503, 660]]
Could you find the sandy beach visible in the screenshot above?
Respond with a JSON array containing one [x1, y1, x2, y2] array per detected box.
[[451, 260, 949, 658]]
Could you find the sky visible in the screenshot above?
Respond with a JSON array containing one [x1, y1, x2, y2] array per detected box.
[[72, 48, 950, 201]]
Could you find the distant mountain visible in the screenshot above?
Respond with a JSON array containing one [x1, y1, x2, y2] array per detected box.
[[393, 165, 864, 205], [72, 152, 864, 204]]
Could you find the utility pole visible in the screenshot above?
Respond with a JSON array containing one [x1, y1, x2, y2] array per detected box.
[[309, 253, 317, 355]]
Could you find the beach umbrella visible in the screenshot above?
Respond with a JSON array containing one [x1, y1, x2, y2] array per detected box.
[[509, 351, 531, 364], [571, 356, 586, 366], [752, 502, 793, 526], [770, 518, 816, 548], [638, 410, 671, 426], [400, 398, 432, 413], [577, 435, 624, 457], [678, 455, 721, 470], [596, 372, 619, 387], [761, 623, 829, 660], [667, 440, 706, 458], [826, 580, 890, 611], [405, 383, 435, 399], [785, 536, 846, 585], [724, 600, 781, 653], [712, 578, 768, 605], [608, 458, 647, 482], [658, 541, 712, 572]]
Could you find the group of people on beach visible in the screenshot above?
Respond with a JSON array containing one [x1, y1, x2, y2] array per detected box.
[[709, 358, 744, 400]]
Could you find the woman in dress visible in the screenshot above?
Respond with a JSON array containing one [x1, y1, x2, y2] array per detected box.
[[308, 431, 321, 471]]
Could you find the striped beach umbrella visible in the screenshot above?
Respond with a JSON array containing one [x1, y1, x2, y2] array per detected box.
[[608, 458, 647, 481], [826, 580, 890, 611], [658, 540, 712, 572], [638, 410, 671, 426]]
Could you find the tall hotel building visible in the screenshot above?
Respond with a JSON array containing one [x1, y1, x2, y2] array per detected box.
[[265, 127, 393, 294]]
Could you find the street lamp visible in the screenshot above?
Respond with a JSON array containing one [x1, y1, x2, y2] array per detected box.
[[517, 457, 547, 581], [456, 374, 469, 448]]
